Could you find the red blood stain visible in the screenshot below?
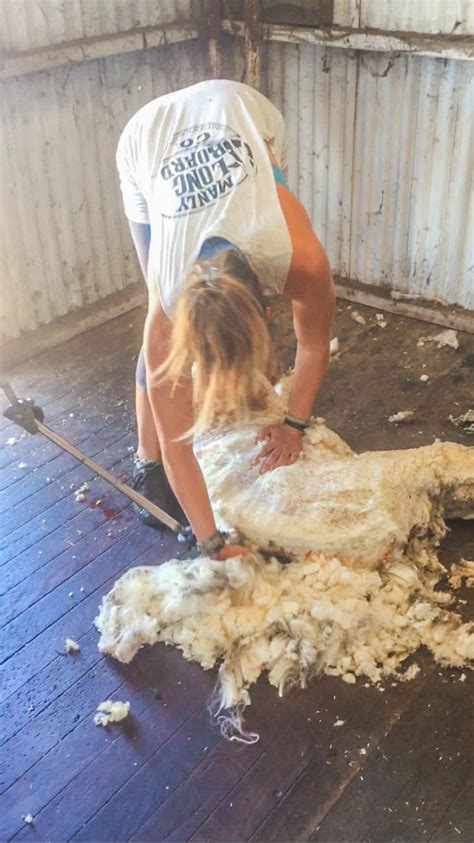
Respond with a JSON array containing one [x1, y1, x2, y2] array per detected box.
[[90, 498, 121, 521]]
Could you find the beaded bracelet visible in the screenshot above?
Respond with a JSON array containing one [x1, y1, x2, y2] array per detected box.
[[197, 530, 228, 557], [283, 414, 310, 433]]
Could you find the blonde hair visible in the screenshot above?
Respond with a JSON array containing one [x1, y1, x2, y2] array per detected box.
[[157, 248, 270, 435]]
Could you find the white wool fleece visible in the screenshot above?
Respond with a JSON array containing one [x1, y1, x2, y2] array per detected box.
[[96, 378, 473, 735]]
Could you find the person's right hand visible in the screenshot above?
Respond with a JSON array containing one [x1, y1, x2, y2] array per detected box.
[[216, 543, 251, 560]]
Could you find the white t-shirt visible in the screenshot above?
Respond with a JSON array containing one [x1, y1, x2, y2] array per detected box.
[[116, 79, 292, 316]]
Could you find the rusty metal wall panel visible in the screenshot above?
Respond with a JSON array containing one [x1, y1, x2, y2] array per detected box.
[[334, 0, 474, 32], [360, 0, 474, 35], [0, 0, 201, 52], [227, 1, 334, 25], [349, 53, 473, 307], [0, 40, 208, 343], [263, 41, 473, 309], [332, 0, 361, 27], [264, 41, 356, 279]]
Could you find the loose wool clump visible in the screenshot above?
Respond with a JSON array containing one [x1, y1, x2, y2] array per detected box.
[[64, 638, 80, 653], [96, 379, 473, 739], [93, 700, 130, 726]]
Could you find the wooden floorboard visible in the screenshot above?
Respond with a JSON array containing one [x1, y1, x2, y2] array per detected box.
[[1, 531, 185, 746], [129, 683, 288, 843], [1, 304, 472, 842], [0, 527, 163, 701], [0, 432, 134, 541], [7, 652, 215, 841], [0, 323, 138, 471], [0, 417, 133, 507], [0, 447, 133, 567], [309, 669, 473, 843], [429, 777, 474, 842], [0, 399, 132, 480], [0, 486, 132, 595], [0, 503, 134, 624], [195, 668, 427, 843]]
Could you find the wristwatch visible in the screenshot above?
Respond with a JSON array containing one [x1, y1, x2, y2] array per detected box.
[[283, 413, 310, 433], [197, 530, 228, 557]]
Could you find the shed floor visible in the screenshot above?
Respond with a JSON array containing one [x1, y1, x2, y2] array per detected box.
[[1, 300, 473, 843]]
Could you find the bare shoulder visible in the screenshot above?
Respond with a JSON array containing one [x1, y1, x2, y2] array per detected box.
[[275, 183, 331, 299], [285, 231, 332, 302]]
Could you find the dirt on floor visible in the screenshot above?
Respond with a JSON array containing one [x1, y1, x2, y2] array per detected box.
[[271, 297, 474, 453]]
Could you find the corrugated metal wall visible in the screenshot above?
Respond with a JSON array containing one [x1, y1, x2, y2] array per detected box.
[[264, 43, 473, 308], [358, 0, 474, 34], [1, 1, 472, 345], [0, 0, 199, 51], [1, 37, 208, 343], [334, 0, 474, 32]]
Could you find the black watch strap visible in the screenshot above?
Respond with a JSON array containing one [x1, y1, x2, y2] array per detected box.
[[283, 414, 309, 433]]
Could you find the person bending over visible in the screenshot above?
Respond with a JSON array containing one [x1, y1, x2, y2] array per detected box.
[[117, 79, 335, 560]]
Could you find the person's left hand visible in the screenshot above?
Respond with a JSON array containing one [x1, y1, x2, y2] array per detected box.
[[251, 424, 303, 474]]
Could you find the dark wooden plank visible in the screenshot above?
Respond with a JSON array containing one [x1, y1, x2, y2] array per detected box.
[[74, 676, 296, 843], [0, 438, 69, 490], [0, 528, 165, 702], [130, 682, 289, 843], [0, 430, 134, 541], [1, 627, 103, 744], [130, 676, 328, 843], [3, 675, 156, 841], [0, 483, 131, 594], [429, 777, 474, 842], [304, 669, 473, 843], [0, 415, 133, 510], [0, 445, 134, 567], [1, 546, 186, 810], [0, 430, 138, 623], [6, 651, 215, 842], [2, 305, 143, 408], [0, 448, 78, 503], [0, 522, 163, 664], [0, 471, 98, 564], [0, 504, 136, 628], [2, 657, 130, 792], [186, 669, 426, 843], [0, 432, 28, 468], [71, 703, 221, 843], [0, 344, 136, 473], [0, 400, 131, 486], [1, 533, 182, 745], [3, 570, 198, 796]]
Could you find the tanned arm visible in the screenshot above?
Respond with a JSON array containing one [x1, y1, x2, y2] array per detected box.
[[287, 239, 335, 422], [253, 185, 335, 473], [143, 301, 218, 540], [144, 299, 249, 556]]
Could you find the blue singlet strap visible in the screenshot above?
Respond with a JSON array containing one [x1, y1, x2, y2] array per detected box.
[[198, 236, 234, 259], [272, 162, 287, 186]]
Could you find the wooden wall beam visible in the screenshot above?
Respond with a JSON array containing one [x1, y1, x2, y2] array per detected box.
[[223, 19, 474, 61], [0, 22, 201, 81]]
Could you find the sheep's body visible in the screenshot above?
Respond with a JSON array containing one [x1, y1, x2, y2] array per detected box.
[[96, 386, 473, 726], [196, 417, 473, 570]]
